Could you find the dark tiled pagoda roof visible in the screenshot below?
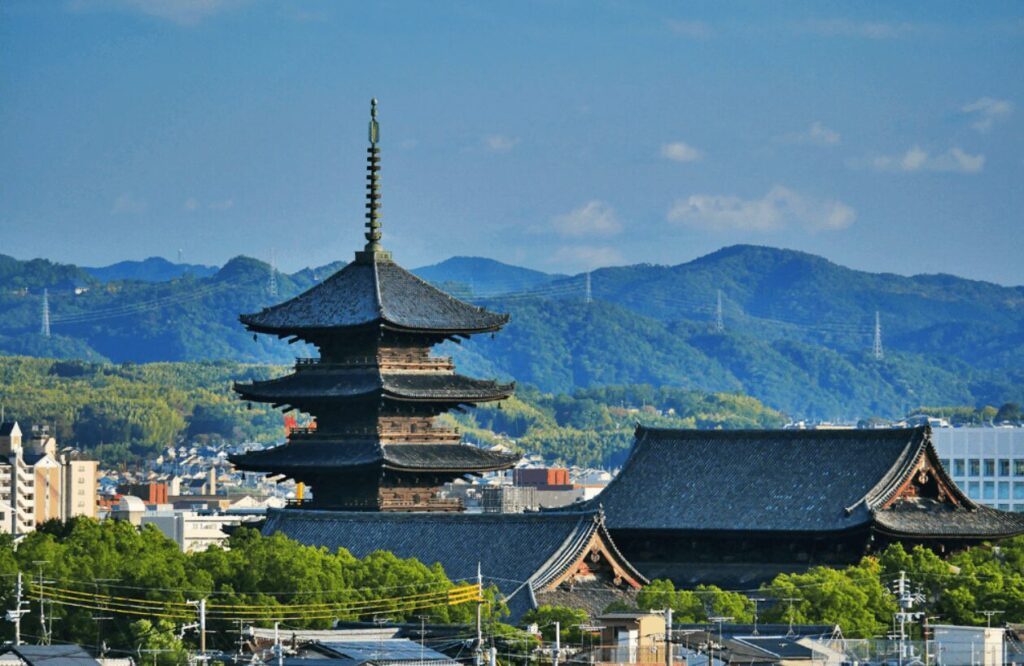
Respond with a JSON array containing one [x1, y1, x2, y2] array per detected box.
[[589, 425, 1024, 539], [235, 370, 513, 404], [229, 440, 519, 474], [240, 258, 508, 335], [262, 509, 646, 620]]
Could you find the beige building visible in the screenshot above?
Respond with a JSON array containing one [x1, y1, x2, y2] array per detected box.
[[0, 421, 98, 535]]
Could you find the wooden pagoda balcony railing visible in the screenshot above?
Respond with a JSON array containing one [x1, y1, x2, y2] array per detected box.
[[293, 356, 455, 372], [288, 427, 461, 443]]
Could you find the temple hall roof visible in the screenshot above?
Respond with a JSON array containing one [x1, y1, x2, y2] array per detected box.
[[234, 370, 513, 405], [229, 441, 519, 475], [240, 258, 508, 336], [588, 425, 1024, 539], [262, 509, 646, 620]]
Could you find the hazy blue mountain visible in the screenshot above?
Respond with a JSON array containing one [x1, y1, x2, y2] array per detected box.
[[1, 245, 1022, 419], [413, 256, 563, 297], [83, 256, 219, 282]]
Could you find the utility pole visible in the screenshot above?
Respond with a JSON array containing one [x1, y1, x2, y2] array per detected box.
[[708, 616, 732, 666], [892, 571, 925, 666], [584, 272, 592, 304], [873, 310, 884, 360], [188, 598, 207, 660], [5, 572, 27, 645], [553, 621, 560, 666], [475, 563, 483, 666], [714, 290, 724, 333], [40, 289, 50, 338], [664, 607, 673, 666], [273, 621, 283, 666], [33, 560, 48, 645]]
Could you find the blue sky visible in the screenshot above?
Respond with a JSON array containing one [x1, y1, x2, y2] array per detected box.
[[1, 1, 1022, 283]]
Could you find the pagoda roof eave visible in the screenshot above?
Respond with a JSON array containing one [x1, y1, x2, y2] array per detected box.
[[239, 316, 508, 339], [233, 372, 514, 405]]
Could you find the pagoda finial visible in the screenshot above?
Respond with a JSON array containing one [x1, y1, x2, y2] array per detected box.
[[364, 98, 383, 253]]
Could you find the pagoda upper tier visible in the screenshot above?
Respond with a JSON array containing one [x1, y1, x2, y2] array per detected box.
[[240, 255, 508, 341]]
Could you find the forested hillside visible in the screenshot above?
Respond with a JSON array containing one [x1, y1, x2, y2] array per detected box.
[[1, 246, 1022, 419]]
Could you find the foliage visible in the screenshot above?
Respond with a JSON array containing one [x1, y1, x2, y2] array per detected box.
[[0, 520, 506, 653], [521, 605, 590, 643], [636, 579, 753, 623]]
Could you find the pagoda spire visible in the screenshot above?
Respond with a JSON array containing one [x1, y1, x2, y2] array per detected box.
[[364, 98, 383, 253]]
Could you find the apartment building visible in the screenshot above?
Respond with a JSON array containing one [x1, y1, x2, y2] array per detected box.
[[932, 426, 1024, 512]]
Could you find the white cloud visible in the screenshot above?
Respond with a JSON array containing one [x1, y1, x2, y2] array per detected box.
[[208, 198, 235, 210], [483, 135, 519, 153], [666, 19, 713, 39], [667, 186, 855, 233], [67, 0, 251, 25], [660, 141, 703, 162], [797, 19, 917, 39], [870, 146, 984, 173], [780, 121, 841, 146], [183, 197, 200, 212], [111, 193, 147, 215], [550, 245, 623, 271], [962, 97, 1013, 132], [551, 201, 622, 237]]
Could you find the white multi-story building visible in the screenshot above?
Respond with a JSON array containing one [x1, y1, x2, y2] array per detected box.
[[932, 427, 1024, 512]]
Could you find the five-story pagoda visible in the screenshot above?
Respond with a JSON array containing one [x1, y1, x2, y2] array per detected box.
[[230, 100, 518, 511]]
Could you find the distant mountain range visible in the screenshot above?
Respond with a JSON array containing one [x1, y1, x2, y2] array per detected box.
[[0, 247, 1021, 419], [83, 257, 219, 283]]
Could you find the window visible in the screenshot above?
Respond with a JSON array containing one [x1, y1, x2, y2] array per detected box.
[[969, 459, 981, 476], [1000, 459, 1011, 477], [1014, 483, 1024, 500], [1016, 460, 1024, 477], [954, 459, 966, 476], [984, 459, 996, 476], [968, 481, 981, 499], [999, 482, 1010, 500], [941, 459, 951, 471], [983, 481, 995, 500], [998, 504, 1010, 511]]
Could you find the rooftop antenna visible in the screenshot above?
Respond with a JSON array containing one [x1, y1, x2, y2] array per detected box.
[[873, 310, 884, 360], [40, 289, 50, 338], [714, 289, 724, 333], [584, 272, 592, 304]]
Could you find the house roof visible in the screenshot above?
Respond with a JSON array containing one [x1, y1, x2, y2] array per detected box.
[[229, 441, 519, 475], [234, 370, 513, 405], [240, 258, 508, 336], [589, 425, 1024, 538], [262, 509, 645, 620], [312, 639, 458, 665], [0, 644, 100, 665], [0, 422, 20, 437]]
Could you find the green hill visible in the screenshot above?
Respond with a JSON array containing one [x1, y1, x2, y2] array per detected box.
[[0, 246, 1021, 419]]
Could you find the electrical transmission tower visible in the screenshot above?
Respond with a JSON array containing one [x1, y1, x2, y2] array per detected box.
[[714, 289, 724, 333], [40, 289, 50, 338], [268, 250, 278, 298], [873, 310, 883, 360], [584, 272, 592, 304]]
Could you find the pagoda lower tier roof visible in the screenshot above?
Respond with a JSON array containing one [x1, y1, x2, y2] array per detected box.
[[233, 369, 514, 404], [228, 440, 519, 474], [240, 256, 508, 335]]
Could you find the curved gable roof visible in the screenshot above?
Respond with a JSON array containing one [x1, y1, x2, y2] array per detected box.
[[240, 258, 508, 335], [595, 426, 931, 533], [263, 509, 645, 620]]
